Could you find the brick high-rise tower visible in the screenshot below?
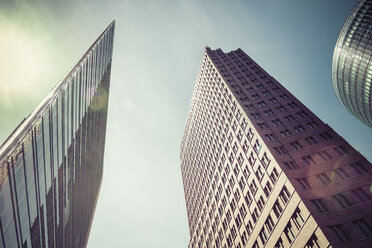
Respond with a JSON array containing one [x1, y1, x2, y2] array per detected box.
[[181, 47, 372, 248]]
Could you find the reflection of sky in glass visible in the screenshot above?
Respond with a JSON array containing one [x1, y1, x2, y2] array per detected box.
[[1, 0, 370, 247]]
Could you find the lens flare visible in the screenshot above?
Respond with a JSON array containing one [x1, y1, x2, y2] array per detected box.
[[0, 23, 48, 104]]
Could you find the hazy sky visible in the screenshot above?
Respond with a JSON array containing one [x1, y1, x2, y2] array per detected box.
[[1, 0, 371, 247]]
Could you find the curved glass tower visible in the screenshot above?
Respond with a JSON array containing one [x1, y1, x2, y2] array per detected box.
[[332, 0, 372, 128]]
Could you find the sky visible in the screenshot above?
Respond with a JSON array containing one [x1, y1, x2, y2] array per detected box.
[[0, 0, 371, 247]]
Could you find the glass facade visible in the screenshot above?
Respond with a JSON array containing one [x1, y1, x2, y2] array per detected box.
[[332, 0, 372, 128], [0, 21, 114, 248]]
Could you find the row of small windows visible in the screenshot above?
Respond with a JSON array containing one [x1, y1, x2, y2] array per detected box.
[[309, 186, 371, 214], [328, 218, 372, 242]]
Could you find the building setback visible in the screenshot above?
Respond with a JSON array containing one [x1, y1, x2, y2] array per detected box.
[[0, 21, 114, 247], [332, 0, 372, 128], [181, 47, 372, 248]]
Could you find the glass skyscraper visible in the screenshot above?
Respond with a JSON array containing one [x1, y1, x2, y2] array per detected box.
[[0, 21, 114, 247], [332, 0, 372, 128], [181, 47, 372, 248]]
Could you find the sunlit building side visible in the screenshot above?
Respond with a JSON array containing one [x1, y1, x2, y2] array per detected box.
[[332, 0, 372, 128], [181, 47, 372, 248], [0, 21, 114, 247]]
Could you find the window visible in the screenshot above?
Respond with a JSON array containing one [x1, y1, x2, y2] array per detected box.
[[258, 122, 269, 129], [305, 234, 321, 248], [280, 129, 291, 137], [329, 225, 352, 242], [251, 113, 261, 119], [305, 136, 318, 145], [263, 182, 272, 197], [248, 152, 256, 166], [273, 200, 283, 218], [333, 193, 352, 209], [273, 87, 281, 92], [258, 101, 267, 107], [259, 226, 269, 244], [229, 176, 235, 188], [257, 196, 265, 211], [246, 220, 253, 235], [310, 199, 329, 213], [261, 152, 270, 167], [242, 140, 249, 153], [352, 188, 370, 202], [297, 110, 308, 117], [319, 132, 333, 141], [274, 146, 287, 155], [245, 191, 253, 206], [238, 177, 245, 190], [279, 94, 288, 99], [350, 162, 368, 174], [239, 204, 247, 218], [235, 214, 242, 228], [245, 104, 254, 110], [297, 178, 312, 189], [262, 90, 270, 96], [272, 119, 282, 127], [294, 125, 305, 133], [270, 168, 279, 183], [279, 186, 290, 204], [288, 102, 298, 108], [234, 189, 241, 202], [274, 238, 284, 248], [316, 173, 331, 185], [284, 222, 296, 243], [302, 155, 316, 166], [265, 133, 277, 141], [333, 167, 350, 179], [334, 145, 349, 155], [284, 115, 295, 122], [265, 215, 274, 233], [269, 97, 278, 104], [317, 151, 332, 161], [237, 152, 244, 165], [284, 161, 298, 170], [252, 93, 260, 100], [233, 164, 240, 177], [253, 139, 262, 153], [292, 208, 305, 230], [247, 128, 254, 141], [243, 166, 250, 180], [252, 207, 259, 223], [241, 231, 248, 246], [255, 166, 263, 181], [226, 184, 232, 197], [250, 180, 258, 195], [252, 240, 260, 248], [264, 109, 274, 116], [227, 233, 233, 247], [307, 121, 318, 129], [290, 141, 303, 150], [276, 106, 286, 112], [353, 219, 372, 238]]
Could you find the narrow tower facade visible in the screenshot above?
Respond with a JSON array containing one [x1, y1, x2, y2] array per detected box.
[[0, 21, 114, 247], [181, 47, 372, 248]]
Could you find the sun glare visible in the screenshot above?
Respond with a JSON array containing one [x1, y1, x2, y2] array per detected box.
[[0, 25, 47, 102]]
